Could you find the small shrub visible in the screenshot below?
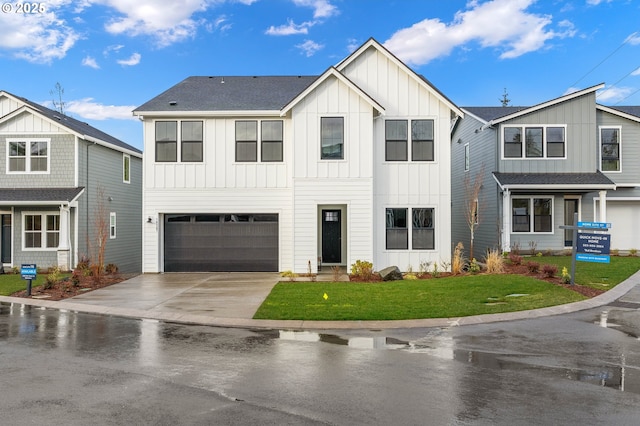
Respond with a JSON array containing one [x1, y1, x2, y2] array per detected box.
[[536, 252, 543, 257], [431, 263, 440, 278], [451, 242, 466, 275], [418, 260, 431, 275], [280, 270, 297, 281], [508, 253, 523, 265], [71, 269, 82, 287], [527, 261, 540, 273], [611, 248, 619, 256], [630, 248, 637, 257], [351, 260, 374, 281], [544, 248, 553, 256], [528, 240, 537, 256], [561, 267, 571, 284], [542, 264, 558, 278], [404, 272, 418, 280], [510, 242, 521, 255], [11, 266, 19, 274], [469, 258, 481, 274], [77, 255, 91, 271], [485, 249, 504, 274], [44, 266, 61, 290], [105, 263, 119, 274], [440, 261, 451, 272]]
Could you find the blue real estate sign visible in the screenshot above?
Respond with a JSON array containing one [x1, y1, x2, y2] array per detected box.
[[576, 232, 611, 263], [21, 264, 37, 280]]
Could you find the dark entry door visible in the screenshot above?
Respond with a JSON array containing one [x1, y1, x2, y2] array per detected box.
[[322, 210, 341, 263], [1, 215, 11, 264], [564, 199, 579, 247]]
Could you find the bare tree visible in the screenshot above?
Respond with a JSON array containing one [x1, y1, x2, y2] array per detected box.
[[87, 186, 109, 282], [50, 82, 67, 115], [464, 166, 485, 261]]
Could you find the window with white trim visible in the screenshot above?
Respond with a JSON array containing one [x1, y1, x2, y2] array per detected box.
[[123, 154, 130, 183], [7, 139, 49, 173], [502, 125, 565, 159], [386, 207, 435, 250], [511, 197, 553, 233], [385, 119, 435, 162], [110, 212, 116, 239], [23, 213, 59, 249], [600, 126, 621, 172]]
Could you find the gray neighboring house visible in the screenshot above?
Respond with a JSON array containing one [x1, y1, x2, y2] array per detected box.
[[0, 90, 142, 273], [451, 83, 640, 258]]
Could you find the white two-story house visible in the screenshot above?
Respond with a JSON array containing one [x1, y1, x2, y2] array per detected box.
[[134, 38, 463, 274], [451, 84, 640, 257]]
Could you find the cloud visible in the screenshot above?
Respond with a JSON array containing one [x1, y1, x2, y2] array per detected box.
[[632, 66, 640, 77], [117, 52, 141, 66], [586, 0, 612, 5], [82, 56, 100, 68], [64, 98, 138, 120], [0, 6, 80, 63], [384, 0, 576, 66], [625, 32, 640, 45], [292, 0, 338, 19], [296, 39, 323, 57], [595, 85, 634, 103], [102, 0, 210, 47], [266, 19, 314, 35]]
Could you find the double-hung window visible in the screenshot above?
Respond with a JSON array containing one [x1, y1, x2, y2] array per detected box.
[[321, 117, 344, 159], [600, 127, 620, 172], [7, 139, 49, 173], [110, 212, 117, 239], [23, 213, 59, 249], [385, 119, 435, 161], [386, 207, 435, 250], [503, 126, 565, 159], [155, 121, 203, 162], [261, 121, 283, 162], [512, 197, 552, 233], [235, 120, 284, 162]]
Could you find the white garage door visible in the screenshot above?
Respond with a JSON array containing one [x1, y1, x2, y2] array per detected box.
[[606, 201, 640, 251]]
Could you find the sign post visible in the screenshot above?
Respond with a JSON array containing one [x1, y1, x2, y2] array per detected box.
[[21, 264, 37, 296], [559, 213, 610, 285]]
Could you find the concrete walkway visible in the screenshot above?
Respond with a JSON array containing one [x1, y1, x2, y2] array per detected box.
[[1, 270, 640, 330]]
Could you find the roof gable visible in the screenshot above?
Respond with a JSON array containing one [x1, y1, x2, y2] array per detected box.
[[597, 105, 640, 123], [336, 38, 464, 118], [280, 67, 385, 116]]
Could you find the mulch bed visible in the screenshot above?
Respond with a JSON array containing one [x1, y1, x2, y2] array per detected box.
[[11, 274, 129, 301]]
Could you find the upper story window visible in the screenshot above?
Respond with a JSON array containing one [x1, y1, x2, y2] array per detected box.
[[155, 120, 203, 162], [464, 143, 470, 171], [7, 139, 49, 173], [235, 120, 284, 162], [600, 126, 620, 172], [503, 125, 565, 159], [123, 154, 130, 183], [385, 119, 435, 162], [321, 117, 344, 160]]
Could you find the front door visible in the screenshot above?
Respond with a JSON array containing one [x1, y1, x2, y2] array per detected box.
[[1, 214, 11, 264], [322, 210, 341, 263], [564, 199, 579, 247]]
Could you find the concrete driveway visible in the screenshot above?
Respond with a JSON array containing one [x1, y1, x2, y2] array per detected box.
[[69, 272, 280, 319]]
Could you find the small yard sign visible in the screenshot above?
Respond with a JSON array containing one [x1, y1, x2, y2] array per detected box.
[[21, 264, 37, 280]]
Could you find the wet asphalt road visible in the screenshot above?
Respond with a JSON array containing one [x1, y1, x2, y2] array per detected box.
[[1, 301, 640, 425]]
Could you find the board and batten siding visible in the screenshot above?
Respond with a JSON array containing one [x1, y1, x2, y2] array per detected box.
[[143, 188, 293, 273]]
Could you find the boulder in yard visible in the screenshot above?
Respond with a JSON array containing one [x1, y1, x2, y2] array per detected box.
[[379, 266, 403, 281]]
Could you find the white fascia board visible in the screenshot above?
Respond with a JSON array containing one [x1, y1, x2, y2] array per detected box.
[[280, 67, 385, 116], [490, 83, 606, 126], [596, 105, 640, 123], [500, 183, 617, 191], [460, 108, 490, 126], [337, 38, 464, 118]]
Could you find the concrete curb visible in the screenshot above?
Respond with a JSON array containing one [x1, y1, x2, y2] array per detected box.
[[2, 270, 639, 330]]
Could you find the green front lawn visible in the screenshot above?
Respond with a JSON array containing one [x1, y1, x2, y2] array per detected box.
[[0, 273, 50, 296], [254, 256, 640, 321]]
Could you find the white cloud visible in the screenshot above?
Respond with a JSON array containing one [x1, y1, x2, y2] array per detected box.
[[117, 52, 141, 66], [296, 39, 323, 57], [101, 0, 210, 47], [65, 98, 138, 120], [384, 0, 576, 66], [82, 56, 100, 68], [632, 67, 640, 76], [596, 85, 634, 103], [0, 5, 80, 63], [292, 0, 338, 19], [586, 0, 612, 5], [103, 44, 125, 56], [625, 32, 640, 45], [266, 19, 313, 35]]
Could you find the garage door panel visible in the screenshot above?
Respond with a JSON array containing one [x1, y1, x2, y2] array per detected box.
[[607, 202, 640, 251], [164, 215, 278, 272]]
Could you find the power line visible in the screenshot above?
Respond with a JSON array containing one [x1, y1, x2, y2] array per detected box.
[[596, 65, 640, 100]]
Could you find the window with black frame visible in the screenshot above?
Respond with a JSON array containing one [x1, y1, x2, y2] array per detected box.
[[321, 117, 344, 159], [386, 208, 408, 249]]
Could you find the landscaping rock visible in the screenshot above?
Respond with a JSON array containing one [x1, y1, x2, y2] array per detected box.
[[379, 266, 403, 281]]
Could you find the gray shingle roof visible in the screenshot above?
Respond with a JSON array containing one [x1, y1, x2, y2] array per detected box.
[[0, 187, 85, 204], [463, 106, 529, 122], [134, 76, 318, 113], [605, 106, 640, 118], [1, 91, 141, 155], [493, 172, 615, 187]]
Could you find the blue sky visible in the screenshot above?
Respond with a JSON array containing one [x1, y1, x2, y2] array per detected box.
[[1, 0, 639, 150]]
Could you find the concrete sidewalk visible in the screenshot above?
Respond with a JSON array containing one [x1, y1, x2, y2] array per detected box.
[[1, 270, 640, 330]]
